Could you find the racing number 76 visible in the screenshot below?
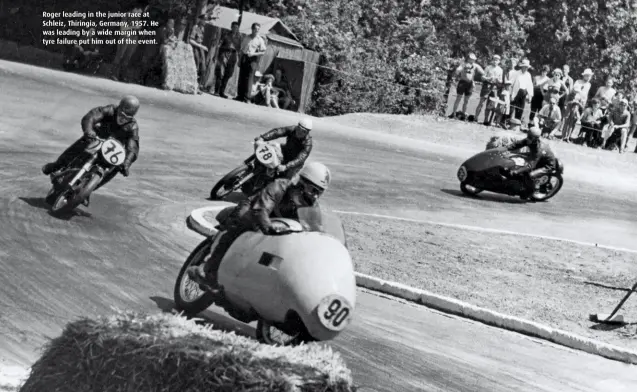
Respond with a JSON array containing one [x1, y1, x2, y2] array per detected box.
[[323, 298, 349, 327]]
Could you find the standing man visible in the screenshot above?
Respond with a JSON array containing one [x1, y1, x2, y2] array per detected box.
[[474, 54, 503, 124], [509, 58, 534, 124], [189, 15, 209, 92], [214, 21, 242, 98], [449, 53, 484, 120], [236, 22, 267, 103]]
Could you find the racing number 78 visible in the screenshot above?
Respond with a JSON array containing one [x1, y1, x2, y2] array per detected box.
[[258, 146, 273, 161], [323, 298, 349, 328]]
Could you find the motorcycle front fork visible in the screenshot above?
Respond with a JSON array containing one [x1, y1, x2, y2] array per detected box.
[[63, 156, 97, 191]]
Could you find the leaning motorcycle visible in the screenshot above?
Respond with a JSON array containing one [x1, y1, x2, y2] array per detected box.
[[45, 137, 127, 213], [209, 141, 283, 200], [174, 205, 356, 346], [457, 147, 564, 202]]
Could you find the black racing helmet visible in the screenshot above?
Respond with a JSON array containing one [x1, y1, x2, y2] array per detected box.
[[119, 95, 140, 117]]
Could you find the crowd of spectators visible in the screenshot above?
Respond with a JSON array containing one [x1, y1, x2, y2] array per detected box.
[[447, 53, 637, 154], [60, 2, 297, 112]]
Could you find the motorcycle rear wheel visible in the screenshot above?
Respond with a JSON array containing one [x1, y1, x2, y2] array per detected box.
[[174, 238, 216, 315], [209, 164, 252, 200]]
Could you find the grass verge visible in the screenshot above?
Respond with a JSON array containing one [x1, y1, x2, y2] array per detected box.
[[342, 213, 637, 351], [19, 311, 355, 392]]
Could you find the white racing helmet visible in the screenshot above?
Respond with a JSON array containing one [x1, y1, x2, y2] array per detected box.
[[298, 118, 313, 131], [299, 161, 331, 191]]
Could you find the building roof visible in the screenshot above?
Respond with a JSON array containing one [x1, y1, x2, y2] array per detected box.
[[209, 6, 299, 42]]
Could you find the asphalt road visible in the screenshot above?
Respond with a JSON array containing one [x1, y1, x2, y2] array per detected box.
[[0, 60, 636, 391]]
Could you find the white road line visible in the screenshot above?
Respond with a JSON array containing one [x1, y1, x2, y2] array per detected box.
[[333, 210, 637, 254]]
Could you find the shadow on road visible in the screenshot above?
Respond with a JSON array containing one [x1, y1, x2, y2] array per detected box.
[[439, 188, 527, 204], [18, 196, 92, 220], [149, 295, 254, 339]]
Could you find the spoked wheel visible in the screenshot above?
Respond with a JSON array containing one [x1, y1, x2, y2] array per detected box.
[[174, 238, 217, 315], [209, 165, 252, 200], [531, 174, 563, 202], [460, 182, 483, 196], [255, 319, 315, 346]]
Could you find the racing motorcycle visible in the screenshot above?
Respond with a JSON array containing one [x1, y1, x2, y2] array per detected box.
[[174, 205, 356, 346], [456, 147, 564, 202], [45, 137, 127, 213], [209, 141, 283, 200]]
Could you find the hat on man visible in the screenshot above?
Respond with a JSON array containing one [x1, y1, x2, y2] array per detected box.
[[468, 53, 477, 60], [519, 59, 531, 68], [582, 68, 594, 76], [493, 54, 501, 60]]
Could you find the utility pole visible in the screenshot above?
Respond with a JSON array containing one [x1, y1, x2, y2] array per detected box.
[[238, 0, 245, 26]]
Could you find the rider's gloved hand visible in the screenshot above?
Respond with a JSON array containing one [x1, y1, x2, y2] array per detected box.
[[85, 130, 97, 140], [276, 164, 287, 174], [254, 137, 264, 145]]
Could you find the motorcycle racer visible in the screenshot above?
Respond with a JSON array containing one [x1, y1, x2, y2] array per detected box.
[[188, 161, 331, 286], [41, 95, 141, 206], [506, 126, 557, 200], [253, 118, 313, 178]]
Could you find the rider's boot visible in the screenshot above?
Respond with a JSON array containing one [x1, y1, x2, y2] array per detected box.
[[42, 162, 61, 175]]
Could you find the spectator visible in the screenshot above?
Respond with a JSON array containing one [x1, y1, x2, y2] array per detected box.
[[110, 2, 145, 82], [214, 21, 241, 98], [579, 98, 604, 147], [561, 83, 584, 142], [529, 65, 551, 123], [537, 96, 562, 138], [626, 98, 637, 151], [594, 76, 617, 103], [606, 98, 631, 153], [509, 58, 534, 123], [572, 68, 594, 106], [249, 71, 264, 99], [63, 28, 102, 72], [504, 57, 519, 84], [272, 68, 296, 110], [449, 53, 484, 120], [495, 79, 513, 128], [189, 15, 209, 92], [236, 22, 267, 103], [545, 69, 568, 105], [474, 54, 503, 123], [561, 64, 574, 93], [483, 83, 500, 126], [252, 73, 279, 108]]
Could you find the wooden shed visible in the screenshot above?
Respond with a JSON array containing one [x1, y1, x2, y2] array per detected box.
[[199, 6, 320, 113]]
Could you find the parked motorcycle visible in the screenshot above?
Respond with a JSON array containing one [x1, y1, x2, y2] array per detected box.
[[174, 205, 356, 346], [209, 141, 283, 200], [457, 147, 564, 202], [45, 137, 126, 213]]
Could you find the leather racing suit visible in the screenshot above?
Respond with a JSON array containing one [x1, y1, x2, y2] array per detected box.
[[46, 104, 140, 189], [199, 177, 317, 282], [506, 137, 557, 197], [257, 125, 312, 178]]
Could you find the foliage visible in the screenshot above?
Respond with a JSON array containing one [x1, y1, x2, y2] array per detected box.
[[6, 0, 637, 114]]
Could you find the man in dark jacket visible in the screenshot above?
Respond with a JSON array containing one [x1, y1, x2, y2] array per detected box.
[[253, 118, 313, 178], [42, 95, 141, 205], [187, 161, 331, 287], [506, 126, 557, 200]]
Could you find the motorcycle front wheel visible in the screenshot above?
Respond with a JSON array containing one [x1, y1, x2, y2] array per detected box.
[[173, 238, 216, 315], [209, 164, 252, 200]]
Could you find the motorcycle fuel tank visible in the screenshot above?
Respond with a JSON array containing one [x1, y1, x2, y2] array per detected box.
[[461, 148, 520, 173]]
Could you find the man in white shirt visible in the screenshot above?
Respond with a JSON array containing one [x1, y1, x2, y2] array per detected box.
[[236, 22, 267, 102], [510, 58, 534, 123], [572, 68, 593, 106], [473, 54, 503, 123]]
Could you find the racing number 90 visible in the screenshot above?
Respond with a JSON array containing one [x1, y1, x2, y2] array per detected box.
[[258, 146, 273, 161], [323, 298, 350, 328]]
